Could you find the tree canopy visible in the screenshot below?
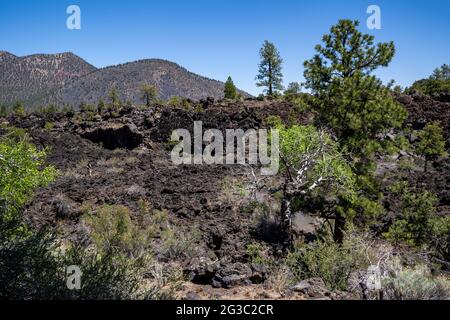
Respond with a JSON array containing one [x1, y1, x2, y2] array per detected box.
[[303, 20, 407, 164]]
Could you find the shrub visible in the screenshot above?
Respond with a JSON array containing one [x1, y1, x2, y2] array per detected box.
[[0, 130, 61, 299], [429, 216, 450, 263], [63, 243, 147, 299], [415, 121, 446, 172], [0, 127, 57, 212], [246, 242, 270, 266], [83, 205, 154, 261], [166, 96, 192, 110], [12, 101, 26, 117], [382, 263, 450, 300], [0, 104, 10, 117], [160, 226, 201, 260], [44, 121, 54, 131], [37, 104, 60, 114], [79, 102, 95, 113], [385, 183, 438, 248], [286, 236, 370, 290], [264, 115, 283, 128], [408, 65, 450, 96]]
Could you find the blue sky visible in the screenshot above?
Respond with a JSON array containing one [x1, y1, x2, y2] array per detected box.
[[1, 0, 449, 95]]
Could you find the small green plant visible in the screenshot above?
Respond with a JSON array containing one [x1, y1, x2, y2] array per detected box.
[[79, 102, 95, 113], [166, 96, 192, 110], [37, 104, 60, 114], [44, 121, 54, 131], [12, 101, 26, 117], [0, 104, 10, 117], [97, 99, 106, 113], [164, 139, 180, 151], [264, 115, 283, 128], [415, 121, 446, 172], [246, 242, 269, 266]]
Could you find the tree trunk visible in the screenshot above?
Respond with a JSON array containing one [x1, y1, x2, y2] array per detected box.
[[280, 183, 293, 249], [333, 212, 345, 244], [424, 158, 428, 173], [268, 61, 273, 96]]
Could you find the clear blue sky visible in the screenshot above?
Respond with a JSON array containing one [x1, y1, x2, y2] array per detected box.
[[1, 0, 449, 95]]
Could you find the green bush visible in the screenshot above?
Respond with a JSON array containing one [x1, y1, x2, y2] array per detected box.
[[0, 129, 61, 299], [160, 226, 201, 260], [383, 263, 450, 300], [246, 242, 270, 266], [83, 205, 154, 262], [0, 105, 10, 117], [409, 78, 450, 96], [0, 131, 158, 299], [165, 96, 192, 110], [385, 183, 438, 247], [63, 243, 147, 299], [12, 101, 26, 117], [415, 121, 446, 172], [286, 236, 369, 290], [408, 64, 450, 96], [0, 128, 57, 213]]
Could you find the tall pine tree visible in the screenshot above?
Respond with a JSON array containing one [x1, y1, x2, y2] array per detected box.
[[303, 20, 408, 243], [304, 20, 407, 166], [256, 41, 284, 96]]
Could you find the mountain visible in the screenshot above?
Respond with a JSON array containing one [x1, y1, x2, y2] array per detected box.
[[0, 51, 96, 107], [47, 59, 243, 106], [0, 52, 249, 109]]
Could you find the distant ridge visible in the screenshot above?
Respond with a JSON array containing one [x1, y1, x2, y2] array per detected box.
[[0, 51, 250, 109]]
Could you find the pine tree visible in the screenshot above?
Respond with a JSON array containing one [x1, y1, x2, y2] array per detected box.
[[416, 121, 446, 172], [284, 82, 301, 95], [304, 19, 407, 165], [107, 86, 121, 112], [140, 84, 159, 107], [224, 76, 237, 99], [97, 99, 105, 113], [0, 105, 8, 117], [431, 64, 450, 81], [12, 101, 26, 117], [256, 41, 284, 96], [303, 20, 408, 243]]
